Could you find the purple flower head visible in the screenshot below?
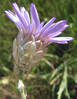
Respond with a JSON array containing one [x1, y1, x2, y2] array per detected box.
[[5, 3, 73, 45], [5, 3, 73, 72]]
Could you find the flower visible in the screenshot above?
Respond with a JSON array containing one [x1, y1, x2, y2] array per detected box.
[[18, 80, 24, 92], [5, 3, 73, 72], [18, 80, 27, 98]]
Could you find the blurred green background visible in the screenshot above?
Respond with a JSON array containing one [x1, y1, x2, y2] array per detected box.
[[0, 0, 77, 99]]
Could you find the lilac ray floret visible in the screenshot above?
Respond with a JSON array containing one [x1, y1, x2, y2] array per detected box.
[[5, 10, 22, 30], [49, 37, 74, 44], [30, 3, 40, 29], [12, 3, 28, 31], [20, 7, 25, 14], [24, 10, 30, 25], [20, 7, 30, 25], [41, 20, 67, 38], [36, 21, 45, 34], [42, 25, 69, 40], [39, 17, 56, 34]]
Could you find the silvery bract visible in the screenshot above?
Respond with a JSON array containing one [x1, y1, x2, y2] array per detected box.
[[5, 3, 73, 73]]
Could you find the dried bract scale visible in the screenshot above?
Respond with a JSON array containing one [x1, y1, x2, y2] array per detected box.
[[5, 3, 73, 73], [13, 31, 47, 72]]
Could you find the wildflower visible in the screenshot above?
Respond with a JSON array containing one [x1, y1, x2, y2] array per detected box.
[[5, 3, 73, 72], [18, 80, 24, 93], [18, 80, 27, 99]]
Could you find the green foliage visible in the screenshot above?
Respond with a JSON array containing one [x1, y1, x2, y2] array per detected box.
[[0, 0, 77, 99]]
